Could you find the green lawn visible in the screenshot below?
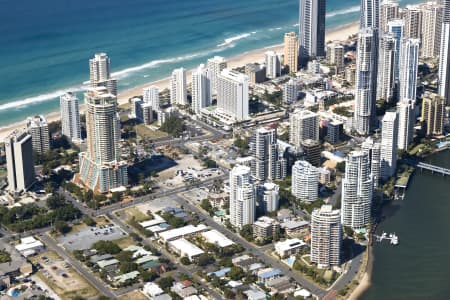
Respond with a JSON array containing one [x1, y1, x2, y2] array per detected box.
[[136, 124, 168, 139]]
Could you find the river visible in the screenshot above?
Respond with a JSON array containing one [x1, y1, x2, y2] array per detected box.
[[361, 149, 450, 299]]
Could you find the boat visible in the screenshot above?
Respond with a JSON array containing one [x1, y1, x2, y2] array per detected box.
[[390, 234, 399, 245]]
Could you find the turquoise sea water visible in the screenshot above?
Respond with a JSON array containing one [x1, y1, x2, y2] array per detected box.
[[0, 0, 421, 126]]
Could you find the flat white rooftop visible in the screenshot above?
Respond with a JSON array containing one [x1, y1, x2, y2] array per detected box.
[[275, 238, 306, 252], [139, 215, 166, 228], [201, 230, 234, 248], [15, 236, 43, 252], [168, 238, 204, 258], [159, 224, 208, 242]]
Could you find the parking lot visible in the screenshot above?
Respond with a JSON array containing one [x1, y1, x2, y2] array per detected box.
[[133, 196, 181, 214], [57, 224, 126, 251], [181, 187, 209, 203], [30, 251, 100, 299]]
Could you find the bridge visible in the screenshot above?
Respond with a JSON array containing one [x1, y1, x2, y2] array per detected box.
[[417, 162, 450, 176]]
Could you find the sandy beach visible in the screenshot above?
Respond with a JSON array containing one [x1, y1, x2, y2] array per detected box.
[[347, 240, 374, 300], [0, 21, 358, 141], [347, 272, 371, 300]]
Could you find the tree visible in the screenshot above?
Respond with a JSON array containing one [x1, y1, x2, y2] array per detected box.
[[162, 212, 185, 228], [233, 137, 249, 155], [120, 261, 138, 274], [44, 182, 55, 194], [218, 257, 233, 267], [203, 159, 218, 168], [336, 161, 346, 173], [239, 224, 254, 242], [344, 226, 354, 237], [200, 199, 213, 215], [83, 216, 96, 227], [223, 288, 236, 299], [54, 220, 71, 234], [228, 266, 245, 281], [92, 240, 121, 255], [160, 116, 184, 136], [141, 270, 158, 282], [0, 250, 11, 263], [47, 195, 66, 210], [210, 179, 223, 193], [180, 256, 191, 265], [111, 192, 122, 203], [197, 253, 215, 266], [116, 251, 133, 263], [157, 276, 175, 290]]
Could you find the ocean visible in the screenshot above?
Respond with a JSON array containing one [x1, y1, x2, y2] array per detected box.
[[0, 0, 419, 127]]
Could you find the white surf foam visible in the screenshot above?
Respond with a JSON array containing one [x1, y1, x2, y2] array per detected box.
[[217, 32, 253, 47], [0, 86, 86, 111], [326, 6, 360, 18]]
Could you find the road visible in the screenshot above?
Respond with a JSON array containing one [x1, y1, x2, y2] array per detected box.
[[328, 181, 342, 208], [39, 234, 117, 299], [108, 212, 223, 300], [59, 173, 228, 217], [59, 176, 339, 298], [171, 193, 328, 298], [331, 243, 364, 291], [150, 117, 227, 148]]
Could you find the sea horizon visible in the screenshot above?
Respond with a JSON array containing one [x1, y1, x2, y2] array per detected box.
[[0, 0, 423, 128]]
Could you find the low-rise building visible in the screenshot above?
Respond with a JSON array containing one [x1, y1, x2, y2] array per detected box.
[[232, 254, 261, 272], [265, 276, 295, 294], [0, 242, 32, 280], [97, 258, 120, 270], [318, 167, 331, 185], [168, 238, 204, 261], [153, 294, 173, 300], [113, 270, 139, 284], [139, 215, 166, 229], [257, 268, 282, 284], [15, 236, 44, 257], [171, 281, 198, 298], [143, 282, 165, 298], [275, 238, 306, 258], [281, 220, 309, 237], [158, 224, 208, 243], [253, 216, 280, 241], [201, 230, 234, 248], [244, 288, 267, 300]]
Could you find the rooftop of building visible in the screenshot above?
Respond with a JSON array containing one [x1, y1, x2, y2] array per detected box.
[[281, 220, 309, 229], [168, 238, 204, 257], [159, 224, 208, 241], [201, 230, 234, 248]]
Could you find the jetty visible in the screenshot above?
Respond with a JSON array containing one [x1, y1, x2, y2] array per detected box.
[[374, 232, 399, 245], [417, 162, 450, 176]]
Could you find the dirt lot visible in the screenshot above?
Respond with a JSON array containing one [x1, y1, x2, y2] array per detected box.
[[157, 154, 222, 189], [119, 290, 149, 300], [30, 251, 100, 300], [114, 236, 136, 249], [132, 197, 181, 214], [121, 206, 152, 222]]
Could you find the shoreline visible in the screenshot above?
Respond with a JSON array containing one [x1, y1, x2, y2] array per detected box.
[[349, 148, 450, 299], [0, 21, 358, 141], [347, 244, 374, 300]]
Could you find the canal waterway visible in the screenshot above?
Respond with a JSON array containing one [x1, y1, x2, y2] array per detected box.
[[361, 150, 450, 299]]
